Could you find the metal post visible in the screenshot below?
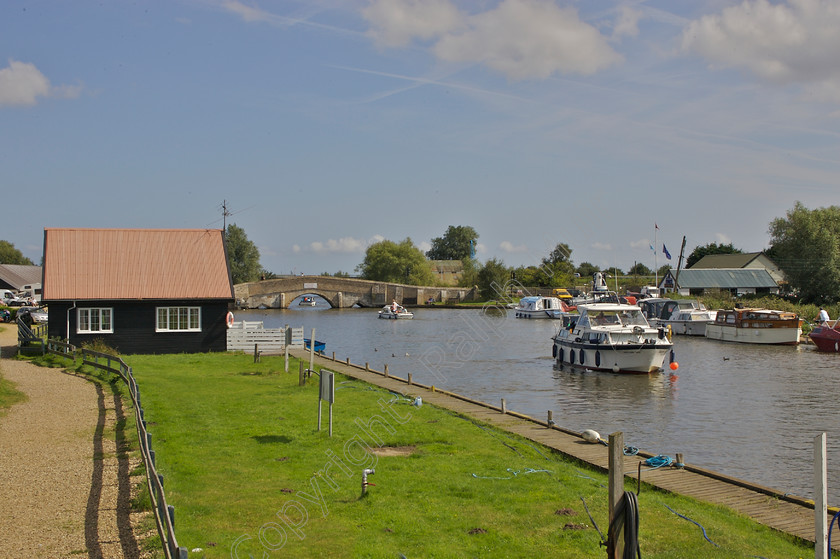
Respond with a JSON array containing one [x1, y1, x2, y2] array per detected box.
[[608, 432, 624, 559], [815, 432, 828, 559]]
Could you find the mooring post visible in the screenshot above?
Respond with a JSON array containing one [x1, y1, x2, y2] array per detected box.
[[408, 373, 413, 385], [501, 398, 507, 414], [608, 431, 624, 559], [815, 432, 828, 559], [547, 410, 554, 428], [384, 364, 389, 378]]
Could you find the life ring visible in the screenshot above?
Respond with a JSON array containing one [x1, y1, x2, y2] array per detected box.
[[226, 311, 234, 328]]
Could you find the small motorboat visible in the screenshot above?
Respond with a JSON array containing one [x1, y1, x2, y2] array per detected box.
[[379, 302, 414, 319], [808, 320, 840, 352], [304, 338, 326, 353], [513, 296, 571, 319], [299, 296, 317, 306]]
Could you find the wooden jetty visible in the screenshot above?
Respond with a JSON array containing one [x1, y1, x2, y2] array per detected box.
[[291, 348, 838, 551]]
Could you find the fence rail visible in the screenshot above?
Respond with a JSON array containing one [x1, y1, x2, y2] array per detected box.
[[227, 324, 304, 353]]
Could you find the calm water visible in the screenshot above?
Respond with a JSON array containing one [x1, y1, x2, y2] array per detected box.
[[236, 298, 840, 505]]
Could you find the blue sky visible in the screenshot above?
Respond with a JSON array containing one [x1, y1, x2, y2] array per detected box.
[[2, 0, 839, 276]]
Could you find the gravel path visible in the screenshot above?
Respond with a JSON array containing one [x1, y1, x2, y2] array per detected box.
[[0, 326, 153, 558]]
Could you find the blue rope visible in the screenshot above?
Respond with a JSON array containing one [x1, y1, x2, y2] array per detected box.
[[643, 455, 672, 470], [664, 505, 719, 547], [624, 445, 639, 456]]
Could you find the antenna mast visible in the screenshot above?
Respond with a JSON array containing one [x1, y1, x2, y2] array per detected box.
[[222, 200, 231, 231]]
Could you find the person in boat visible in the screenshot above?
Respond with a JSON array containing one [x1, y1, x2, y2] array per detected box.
[[391, 301, 398, 313], [816, 307, 830, 326]]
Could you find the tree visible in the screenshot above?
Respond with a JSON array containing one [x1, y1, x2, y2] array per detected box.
[[576, 262, 599, 279], [476, 258, 511, 300], [769, 202, 840, 303], [426, 226, 479, 261], [357, 238, 435, 285], [628, 262, 652, 276], [686, 242, 742, 268], [225, 224, 262, 285], [542, 243, 572, 266], [0, 240, 34, 265]]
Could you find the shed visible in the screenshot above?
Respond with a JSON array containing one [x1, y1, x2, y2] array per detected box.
[[690, 252, 784, 284], [42, 228, 234, 354], [0, 264, 42, 292]]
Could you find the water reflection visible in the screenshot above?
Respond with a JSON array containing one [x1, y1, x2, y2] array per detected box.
[[236, 305, 840, 504]]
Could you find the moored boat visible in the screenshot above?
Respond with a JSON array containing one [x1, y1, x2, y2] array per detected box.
[[513, 296, 571, 319], [659, 300, 717, 336], [552, 296, 673, 374], [808, 321, 840, 352], [378, 302, 414, 319], [704, 308, 802, 345], [304, 338, 326, 353], [299, 296, 317, 306]]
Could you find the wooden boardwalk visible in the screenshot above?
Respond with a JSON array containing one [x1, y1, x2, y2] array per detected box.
[[292, 349, 837, 550]]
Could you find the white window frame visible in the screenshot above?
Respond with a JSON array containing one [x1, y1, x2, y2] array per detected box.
[[77, 308, 114, 334], [156, 306, 202, 332]]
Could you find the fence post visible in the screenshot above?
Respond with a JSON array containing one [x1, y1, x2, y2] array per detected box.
[[607, 432, 624, 559], [816, 432, 828, 559]]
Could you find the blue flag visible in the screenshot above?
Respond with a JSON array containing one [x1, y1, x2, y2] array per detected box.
[[663, 244, 671, 260], [649, 244, 655, 252]]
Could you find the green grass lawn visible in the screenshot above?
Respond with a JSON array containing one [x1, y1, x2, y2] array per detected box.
[[104, 351, 812, 559]]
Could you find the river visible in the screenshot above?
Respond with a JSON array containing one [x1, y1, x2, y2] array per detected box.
[[235, 298, 840, 505]]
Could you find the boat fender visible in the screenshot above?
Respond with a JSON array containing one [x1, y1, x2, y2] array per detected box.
[[552, 344, 557, 358], [582, 429, 601, 443], [226, 311, 234, 328], [666, 325, 672, 342]]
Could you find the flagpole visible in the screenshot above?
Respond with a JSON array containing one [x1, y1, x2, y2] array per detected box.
[[654, 225, 658, 287]]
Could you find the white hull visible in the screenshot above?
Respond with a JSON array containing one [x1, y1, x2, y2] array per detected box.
[[553, 340, 671, 374], [664, 320, 711, 336], [513, 309, 563, 319], [704, 324, 801, 344]]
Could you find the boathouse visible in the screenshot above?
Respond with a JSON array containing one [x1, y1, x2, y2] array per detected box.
[[0, 264, 42, 294], [41, 228, 234, 354], [662, 268, 780, 297]]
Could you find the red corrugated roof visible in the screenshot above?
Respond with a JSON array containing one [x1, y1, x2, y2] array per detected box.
[[42, 228, 234, 301]]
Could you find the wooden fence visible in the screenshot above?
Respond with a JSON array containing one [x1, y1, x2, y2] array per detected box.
[[226, 322, 304, 354]]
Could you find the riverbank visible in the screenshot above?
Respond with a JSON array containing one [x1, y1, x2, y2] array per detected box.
[[117, 349, 815, 557]]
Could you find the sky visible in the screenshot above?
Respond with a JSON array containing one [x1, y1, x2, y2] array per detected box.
[[2, 0, 839, 277]]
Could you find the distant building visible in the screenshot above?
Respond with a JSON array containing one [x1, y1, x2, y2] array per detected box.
[[42, 228, 234, 354], [429, 260, 464, 286], [662, 251, 785, 296], [0, 264, 42, 292]]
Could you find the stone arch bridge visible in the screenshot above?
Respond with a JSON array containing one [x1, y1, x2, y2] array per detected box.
[[234, 276, 477, 309]]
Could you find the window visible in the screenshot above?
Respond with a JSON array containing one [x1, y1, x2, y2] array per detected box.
[[78, 308, 113, 333], [156, 306, 201, 332]]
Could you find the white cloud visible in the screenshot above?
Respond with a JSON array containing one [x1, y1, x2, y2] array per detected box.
[[223, 0, 274, 23], [499, 240, 528, 253], [434, 0, 621, 80], [592, 242, 613, 251], [362, 0, 621, 80], [0, 59, 82, 107], [0, 60, 51, 107], [681, 0, 840, 101], [308, 237, 368, 253], [363, 0, 462, 47]]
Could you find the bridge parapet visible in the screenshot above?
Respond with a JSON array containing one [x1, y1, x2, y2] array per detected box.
[[234, 276, 476, 309]]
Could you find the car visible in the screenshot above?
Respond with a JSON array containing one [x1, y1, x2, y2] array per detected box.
[[551, 288, 573, 301], [16, 306, 48, 323]]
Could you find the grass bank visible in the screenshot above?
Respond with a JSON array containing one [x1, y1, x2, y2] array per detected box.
[[0, 327, 28, 416], [118, 351, 808, 558]]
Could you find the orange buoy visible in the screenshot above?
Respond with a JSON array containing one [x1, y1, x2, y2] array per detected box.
[[226, 311, 234, 328], [669, 362, 679, 371]]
